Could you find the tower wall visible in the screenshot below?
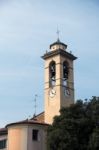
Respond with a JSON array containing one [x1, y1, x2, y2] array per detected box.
[[44, 55, 61, 124], [42, 40, 77, 124]]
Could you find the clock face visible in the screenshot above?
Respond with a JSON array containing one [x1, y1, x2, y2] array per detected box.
[[64, 88, 70, 96], [49, 89, 56, 98]]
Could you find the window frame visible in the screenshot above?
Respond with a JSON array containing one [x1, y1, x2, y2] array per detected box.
[[0, 139, 7, 149], [32, 129, 39, 141]]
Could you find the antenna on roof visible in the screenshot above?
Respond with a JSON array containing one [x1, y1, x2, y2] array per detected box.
[[56, 26, 60, 42], [34, 94, 38, 116]]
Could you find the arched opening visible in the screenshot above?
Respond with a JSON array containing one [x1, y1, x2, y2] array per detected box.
[[49, 61, 56, 87], [63, 61, 69, 86]]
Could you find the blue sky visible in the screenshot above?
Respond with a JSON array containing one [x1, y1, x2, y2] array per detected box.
[[0, 0, 99, 127]]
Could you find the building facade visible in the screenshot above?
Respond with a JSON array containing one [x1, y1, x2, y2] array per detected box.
[[0, 128, 7, 150], [0, 38, 77, 150]]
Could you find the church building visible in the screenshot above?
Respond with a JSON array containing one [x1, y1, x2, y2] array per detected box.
[[0, 38, 77, 150]]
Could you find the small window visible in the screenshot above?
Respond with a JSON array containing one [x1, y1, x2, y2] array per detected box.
[[63, 61, 69, 86], [0, 139, 6, 149], [49, 61, 56, 87], [32, 129, 39, 141]]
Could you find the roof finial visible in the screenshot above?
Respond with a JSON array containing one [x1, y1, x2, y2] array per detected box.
[[56, 26, 60, 42]]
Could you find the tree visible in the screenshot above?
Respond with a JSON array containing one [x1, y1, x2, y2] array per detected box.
[[88, 127, 99, 150], [47, 97, 99, 150]]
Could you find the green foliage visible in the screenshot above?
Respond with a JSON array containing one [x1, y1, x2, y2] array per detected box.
[[47, 97, 99, 150], [88, 127, 99, 150]]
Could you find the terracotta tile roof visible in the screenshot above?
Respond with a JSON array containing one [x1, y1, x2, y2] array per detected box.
[[31, 112, 45, 123], [6, 117, 49, 128]]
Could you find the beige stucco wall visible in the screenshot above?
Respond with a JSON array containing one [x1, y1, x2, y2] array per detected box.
[[7, 123, 47, 150], [27, 125, 47, 150], [8, 125, 27, 150], [44, 49, 75, 124]]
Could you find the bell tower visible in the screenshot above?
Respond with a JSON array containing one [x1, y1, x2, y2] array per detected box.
[[42, 39, 77, 124]]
